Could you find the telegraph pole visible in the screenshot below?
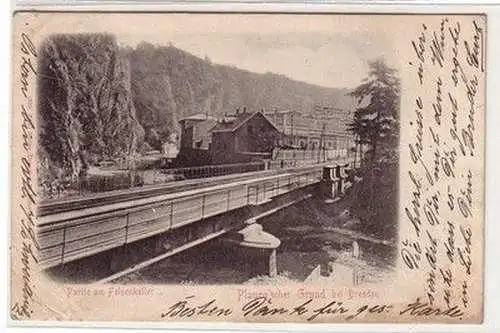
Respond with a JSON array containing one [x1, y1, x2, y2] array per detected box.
[[318, 123, 325, 163]]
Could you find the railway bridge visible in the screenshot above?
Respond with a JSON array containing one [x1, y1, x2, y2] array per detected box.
[[36, 158, 353, 283]]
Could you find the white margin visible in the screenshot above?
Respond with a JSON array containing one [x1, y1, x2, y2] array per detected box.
[[4, 2, 500, 333]]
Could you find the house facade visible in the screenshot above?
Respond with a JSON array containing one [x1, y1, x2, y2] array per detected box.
[[178, 110, 280, 165], [179, 113, 217, 151], [210, 111, 280, 164], [178, 113, 217, 166]]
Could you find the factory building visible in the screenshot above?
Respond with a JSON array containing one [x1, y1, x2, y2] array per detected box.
[[263, 107, 353, 151]]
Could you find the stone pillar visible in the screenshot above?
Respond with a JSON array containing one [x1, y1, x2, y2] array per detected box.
[[221, 223, 281, 277], [335, 165, 343, 196], [268, 249, 277, 278], [352, 241, 361, 259], [351, 241, 362, 285], [321, 165, 341, 202]]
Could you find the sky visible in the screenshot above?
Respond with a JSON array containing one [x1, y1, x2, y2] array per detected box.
[[112, 15, 397, 89], [44, 13, 398, 89], [118, 32, 394, 89]]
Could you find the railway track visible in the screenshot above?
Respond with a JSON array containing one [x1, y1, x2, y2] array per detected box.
[[38, 161, 342, 217]]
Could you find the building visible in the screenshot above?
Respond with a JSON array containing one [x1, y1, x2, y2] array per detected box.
[[179, 113, 217, 151], [178, 109, 280, 165], [162, 133, 180, 160], [264, 107, 353, 151], [178, 105, 354, 167], [210, 110, 280, 164], [178, 113, 217, 166]]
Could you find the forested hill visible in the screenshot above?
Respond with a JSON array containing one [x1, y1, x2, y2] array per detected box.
[[38, 34, 355, 180], [128, 42, 355, 148]]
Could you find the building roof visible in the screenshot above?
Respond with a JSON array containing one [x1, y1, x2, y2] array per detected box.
[[211, 111, 278, 133], [264, 109, 302, 116], [179, 113, 216, 123]]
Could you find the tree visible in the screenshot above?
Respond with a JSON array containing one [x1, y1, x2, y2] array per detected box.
[[347, 59, 400, 204], [348, 59, 400, 168]]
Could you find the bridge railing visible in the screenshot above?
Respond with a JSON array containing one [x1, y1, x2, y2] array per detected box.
[[39, 156, 337, 201], [39, 162, 266, 200], [36, 167, 324, 269]]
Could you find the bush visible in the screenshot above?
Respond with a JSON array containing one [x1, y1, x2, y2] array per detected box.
[[132, 156, 165, 170], [349, 160, 398, 241], [79, 173, 144, 192]]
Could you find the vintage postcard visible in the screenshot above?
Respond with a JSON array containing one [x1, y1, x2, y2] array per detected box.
[[10, 12, 485, 324]]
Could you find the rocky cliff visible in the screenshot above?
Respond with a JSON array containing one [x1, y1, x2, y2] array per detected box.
[[38, 34, 144, 180]]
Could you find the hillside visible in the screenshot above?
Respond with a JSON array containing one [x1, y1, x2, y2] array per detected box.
[[129, 42, 355, 148], [37, 35, 355, 182]]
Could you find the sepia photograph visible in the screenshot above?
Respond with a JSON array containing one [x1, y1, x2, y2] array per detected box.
[[35, 23, 399, 286], [10, 12, 485, 324]]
